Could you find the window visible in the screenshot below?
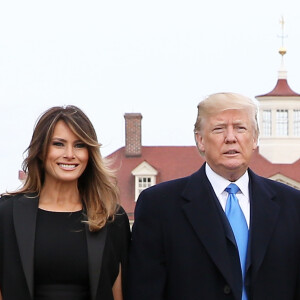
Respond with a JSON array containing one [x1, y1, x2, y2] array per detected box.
[[136, 176, 155, 199], [131, 161, 158, 201], [294, 110, 300, 136], [276, 110, 288, 136], [262, 110, 272, 136]]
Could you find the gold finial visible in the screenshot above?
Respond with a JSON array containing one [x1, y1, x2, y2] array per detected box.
[[278, 16, 287, 56]]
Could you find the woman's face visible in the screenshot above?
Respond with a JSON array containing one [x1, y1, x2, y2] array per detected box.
[[43, 120, 89, 185]]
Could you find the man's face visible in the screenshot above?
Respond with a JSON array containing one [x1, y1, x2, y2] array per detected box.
[[196, 109, 258, 181]]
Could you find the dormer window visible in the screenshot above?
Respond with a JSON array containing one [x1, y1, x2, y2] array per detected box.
[[137, 177, 154, 197], [131, 161, 158, 201]]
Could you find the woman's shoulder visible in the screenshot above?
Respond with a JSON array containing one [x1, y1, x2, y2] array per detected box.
[[0, 193, 36, 209], [0, 193, 17, 206], [0, 194, 18, 216], [108, 205, 130, 236], [0, 192, 34, 201], [106, 205, 131, 255], [114, 205, 130, 223], [115, 204, 127, 215]]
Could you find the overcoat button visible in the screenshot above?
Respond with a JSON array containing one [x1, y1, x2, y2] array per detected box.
[[223, 285, 231, 294]]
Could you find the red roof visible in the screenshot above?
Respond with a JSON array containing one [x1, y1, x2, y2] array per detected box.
[[256, 79, 300, 97], [107, 146, 203, 218], [107, 146, 300, 219], [249, 148, 300, 183]]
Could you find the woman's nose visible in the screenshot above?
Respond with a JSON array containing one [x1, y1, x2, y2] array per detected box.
[[63, 145, 75, 159]]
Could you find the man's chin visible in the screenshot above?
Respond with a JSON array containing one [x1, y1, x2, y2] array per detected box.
[[220, 164, 247, 181]]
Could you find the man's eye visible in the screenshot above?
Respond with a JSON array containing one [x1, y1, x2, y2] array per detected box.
[[237, 127, 247, 132], [213, 127, 224, 133]]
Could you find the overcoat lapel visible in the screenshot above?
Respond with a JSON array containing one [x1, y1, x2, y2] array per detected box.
[[13, 194, 39, 300], [247, 170, 280, 281], [181, 165, 241, 299], [85, 224, 107, 300]]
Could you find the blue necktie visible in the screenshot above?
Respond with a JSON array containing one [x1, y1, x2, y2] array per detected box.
[[225, 183, 248, 300]]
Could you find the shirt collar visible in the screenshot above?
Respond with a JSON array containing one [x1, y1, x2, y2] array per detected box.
[[205, 163, 249, 199]]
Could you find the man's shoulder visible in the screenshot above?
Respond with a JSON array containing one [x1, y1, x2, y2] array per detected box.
[[150, 176, 190, 191], [249, 169, 300, 196], [136, 168, 205, 208], [143, 169, 203, 196], [133, 176, 191, 220]]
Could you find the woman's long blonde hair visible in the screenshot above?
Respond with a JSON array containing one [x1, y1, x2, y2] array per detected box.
[[9, 105, 119, 231]]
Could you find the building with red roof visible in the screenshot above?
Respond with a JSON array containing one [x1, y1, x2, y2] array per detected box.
[[256, 45, 300, 164], [108, 113, 300, 223], [107, 41, 300, 223]]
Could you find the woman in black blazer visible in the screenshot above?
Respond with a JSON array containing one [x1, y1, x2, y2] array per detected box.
[[0, 105, 130, 300]]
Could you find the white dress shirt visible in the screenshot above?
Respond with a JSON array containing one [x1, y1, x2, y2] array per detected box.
[[205, 163, 250, 228]]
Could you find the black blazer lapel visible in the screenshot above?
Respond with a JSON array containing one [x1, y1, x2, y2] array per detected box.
[[86, 224, 107, 300], [13, 194, 39, 300], [248, 170, 280, 281], [181, 165, 240, 299]]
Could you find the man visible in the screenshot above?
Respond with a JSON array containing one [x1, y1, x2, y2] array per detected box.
[[127, 93, 300, 300]]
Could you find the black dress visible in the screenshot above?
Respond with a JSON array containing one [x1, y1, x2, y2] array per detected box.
[[0, 194, 131, 300], [34, 209, 90, 300]]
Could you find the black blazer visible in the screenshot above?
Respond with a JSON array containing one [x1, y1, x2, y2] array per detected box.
[[0, 194, 130, 300], [127, 164, 300, 300]]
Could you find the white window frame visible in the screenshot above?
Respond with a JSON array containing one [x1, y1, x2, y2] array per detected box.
[[135, 176, 156, 200], [262, 110, 272, 136], [293, 109, 300, 136], [131, 161, 158, 201], [276, 109, 288, 136]]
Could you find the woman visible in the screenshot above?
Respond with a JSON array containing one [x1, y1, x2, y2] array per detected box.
[[0, 105, 130, 300]]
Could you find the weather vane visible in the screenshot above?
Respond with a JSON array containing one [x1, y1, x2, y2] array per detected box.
[[278, 16, 287, 56]]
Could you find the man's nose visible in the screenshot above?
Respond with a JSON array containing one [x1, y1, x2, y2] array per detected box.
[[224, 128, 237, 143]]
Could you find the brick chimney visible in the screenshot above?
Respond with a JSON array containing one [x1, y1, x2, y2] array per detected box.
[[124, 113, 142, 157]]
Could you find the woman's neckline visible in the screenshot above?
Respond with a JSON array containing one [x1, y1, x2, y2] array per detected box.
[[38, 208, 83, 213]]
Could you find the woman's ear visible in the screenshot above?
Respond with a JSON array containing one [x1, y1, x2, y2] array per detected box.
[[38, 151, 44, 162]]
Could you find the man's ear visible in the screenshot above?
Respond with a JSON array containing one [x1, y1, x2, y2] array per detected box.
[[252, 134, 258, 151], [195, 132, 205, 153]]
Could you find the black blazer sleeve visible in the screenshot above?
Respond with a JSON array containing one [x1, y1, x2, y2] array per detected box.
[[0, 195, 33, 300], [97, 205, 131, 300], [127, 188, 167, 300]]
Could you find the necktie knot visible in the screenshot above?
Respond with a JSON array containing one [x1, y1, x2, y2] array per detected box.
[[225, 183, 240, 195]]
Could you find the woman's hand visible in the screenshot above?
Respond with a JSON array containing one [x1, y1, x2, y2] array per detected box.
[[112, 264, 123, 300]]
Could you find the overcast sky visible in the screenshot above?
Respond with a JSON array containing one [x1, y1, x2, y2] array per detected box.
[[1, 0, 300, 192]]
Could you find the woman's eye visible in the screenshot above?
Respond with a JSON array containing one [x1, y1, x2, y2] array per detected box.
[[52, 142, 64, 147], [75, 143, 86, 148]]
